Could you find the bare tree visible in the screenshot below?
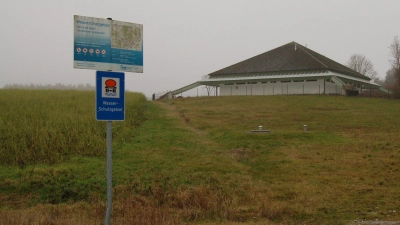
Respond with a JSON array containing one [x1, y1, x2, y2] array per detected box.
[[346, 54, 378, 80], [384, 68, 397, 88], [389, 36, 400, 84], [204, 85, 215, 96], [384, 68, 400, 98], [201, 74, 215, 96]]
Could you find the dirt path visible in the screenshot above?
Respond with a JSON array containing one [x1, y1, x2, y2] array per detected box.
[[154, 101, 208, 136]]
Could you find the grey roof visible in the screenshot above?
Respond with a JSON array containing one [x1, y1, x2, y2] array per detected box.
[[209, 42, 371, 81]]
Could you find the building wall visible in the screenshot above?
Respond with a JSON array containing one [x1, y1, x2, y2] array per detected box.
[[219, 79, 345, 96]]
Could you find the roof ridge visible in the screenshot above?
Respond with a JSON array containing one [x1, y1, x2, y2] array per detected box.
[[208, 41, 371, 81], [296, 43, 329, 69]]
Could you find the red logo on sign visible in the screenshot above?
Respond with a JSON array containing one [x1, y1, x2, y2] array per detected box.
[[105, 79, 116, 87], [105, 79, 117, 94]]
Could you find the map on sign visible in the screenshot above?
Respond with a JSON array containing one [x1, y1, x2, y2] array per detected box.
[[111, 22, 143, 51], [73, 15, 143, 73]]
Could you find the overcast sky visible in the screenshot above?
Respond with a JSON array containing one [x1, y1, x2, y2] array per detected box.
[[0, 0, 399, 98]]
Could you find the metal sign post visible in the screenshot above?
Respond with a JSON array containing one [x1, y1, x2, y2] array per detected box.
[[105, 121, 112, 225], [96, 71, 125, 225]]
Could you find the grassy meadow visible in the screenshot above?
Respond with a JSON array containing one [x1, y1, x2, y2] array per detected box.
[[1, 90, 400, 224]]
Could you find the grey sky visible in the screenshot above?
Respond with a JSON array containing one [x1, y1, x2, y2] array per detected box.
[[0, 0, 399, 98]]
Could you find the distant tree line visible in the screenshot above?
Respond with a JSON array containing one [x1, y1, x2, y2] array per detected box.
[[346, 36, 400, 98], [2, 83, 95, 91]]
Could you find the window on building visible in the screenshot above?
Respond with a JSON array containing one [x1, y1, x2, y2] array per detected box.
[[281, 80, 291, 83], [306, 79, 317, 82]]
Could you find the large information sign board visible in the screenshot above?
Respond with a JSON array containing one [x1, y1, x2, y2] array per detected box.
[[96, 71, 125, 121], [74, 15, 143, 73]]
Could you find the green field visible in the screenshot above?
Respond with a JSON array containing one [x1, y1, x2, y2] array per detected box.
[[1, 90, 400, 224]]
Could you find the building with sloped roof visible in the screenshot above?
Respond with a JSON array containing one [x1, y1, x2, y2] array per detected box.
[[166, 42, 388, 98]]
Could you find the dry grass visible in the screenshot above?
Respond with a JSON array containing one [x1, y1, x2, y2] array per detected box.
[[1, 94, 400, 224], [0, 89, 147, 167]]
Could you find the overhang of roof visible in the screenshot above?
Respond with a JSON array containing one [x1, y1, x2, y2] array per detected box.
[[209, 42, 371, 81], [200, 69, 380, 88]]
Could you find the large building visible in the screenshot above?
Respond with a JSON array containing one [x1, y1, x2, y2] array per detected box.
[[166, 42, 388, 98]]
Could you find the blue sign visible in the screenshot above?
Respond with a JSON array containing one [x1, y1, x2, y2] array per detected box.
[[96, 71, 125, 121], [74, 15, 143, 73]]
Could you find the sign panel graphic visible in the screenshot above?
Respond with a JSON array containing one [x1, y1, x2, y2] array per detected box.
[[96, 71, 125, 121], [74, 15, 143, 73]]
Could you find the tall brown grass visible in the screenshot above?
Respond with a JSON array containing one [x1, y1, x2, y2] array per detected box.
[[0, 89, 146, 167]]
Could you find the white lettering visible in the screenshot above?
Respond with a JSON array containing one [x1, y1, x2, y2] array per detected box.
[[103, 101, 117, 105], [98, 107, 123, 112]]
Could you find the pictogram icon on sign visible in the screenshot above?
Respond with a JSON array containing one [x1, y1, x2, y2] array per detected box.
[[105, 79, 117, 94]]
